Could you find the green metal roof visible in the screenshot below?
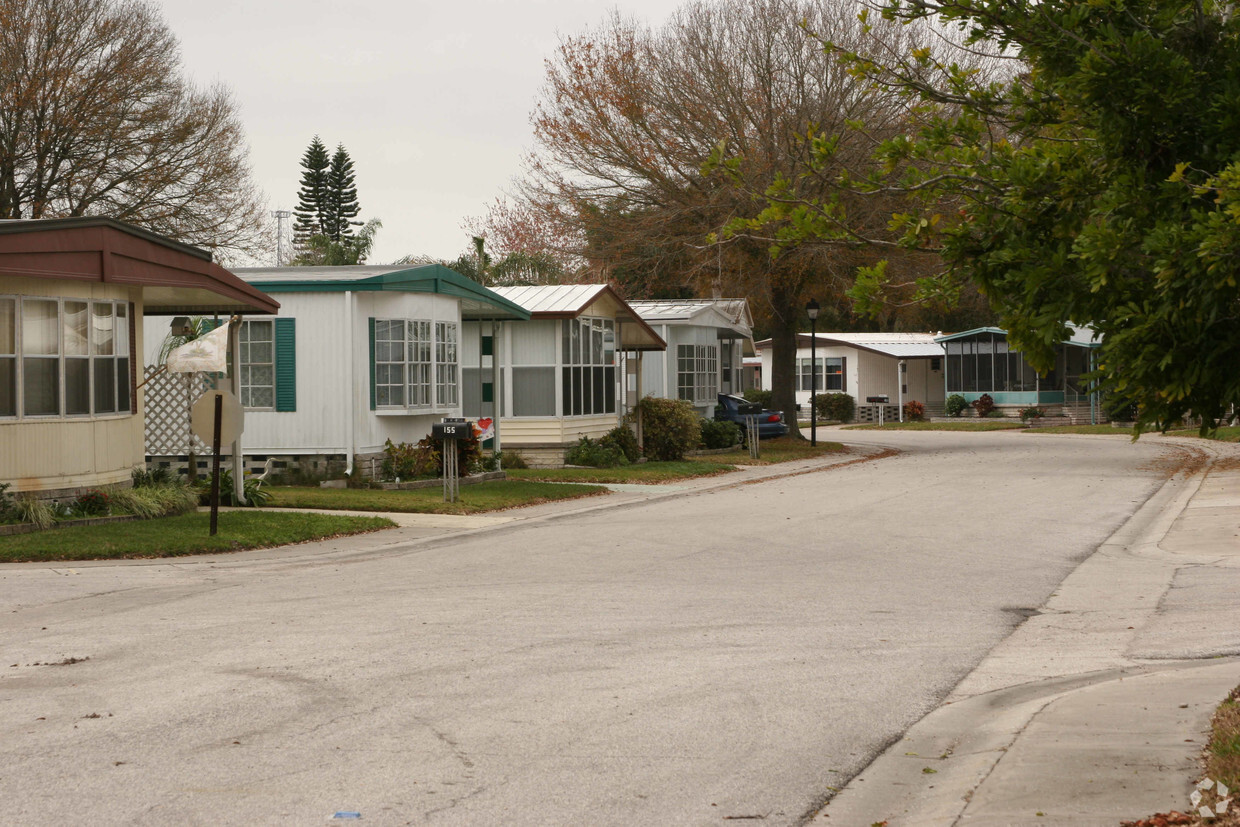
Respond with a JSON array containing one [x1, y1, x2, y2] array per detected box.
[[235, 264, 531, 321]]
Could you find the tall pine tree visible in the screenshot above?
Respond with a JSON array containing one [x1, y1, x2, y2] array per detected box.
[[325, 144, 361, 242], [292, 137, 330, 244]]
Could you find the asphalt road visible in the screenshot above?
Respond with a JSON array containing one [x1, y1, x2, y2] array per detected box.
[[0, 430, 1172, 826]]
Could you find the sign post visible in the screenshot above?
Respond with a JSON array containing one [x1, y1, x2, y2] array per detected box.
[[191, 390, 244, 535]]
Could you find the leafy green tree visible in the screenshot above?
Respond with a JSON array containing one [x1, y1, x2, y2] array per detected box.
[[291, 218, 381, 266], [292, 137, 330, 244], [446, 236, 564, 286], [325, 144, 361, 242], [779, 0, 1240, 433]]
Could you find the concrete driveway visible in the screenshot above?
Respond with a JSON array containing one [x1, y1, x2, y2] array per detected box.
[[0, 430, 1174, 825]]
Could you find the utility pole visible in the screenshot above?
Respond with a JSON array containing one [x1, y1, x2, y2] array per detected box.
[[273, 210, 292, 266]]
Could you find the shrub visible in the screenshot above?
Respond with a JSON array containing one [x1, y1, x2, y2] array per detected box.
[[565, 436, 628, 468], [742, 388, 773, 408], [971, 393, 996, 417], [416, 431, 485, 476], [903, 400, 927, 422], [944, 393, 969, 417], [699, 418, 741, 449], [73, 490, 111, 517], [636, 397, 702, 461], [381, 438, 435, 480], [1019, 405, 1046, 421], [15, 495, 56, 529], [0, 483, 17, 524], [492, 450, 529, 470], [600, 425, 641, 463], [132, 466, 173, 487], [815, 392, 855, 423], [197, 469, 272, 507], [111, 482, 199, 518]]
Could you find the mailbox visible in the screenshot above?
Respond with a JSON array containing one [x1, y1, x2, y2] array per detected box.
[[866, 395, 890, 403], [432, 420, 473, 440]]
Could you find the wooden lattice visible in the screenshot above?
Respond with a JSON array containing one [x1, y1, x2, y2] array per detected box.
[[143, 366, 211, 456]]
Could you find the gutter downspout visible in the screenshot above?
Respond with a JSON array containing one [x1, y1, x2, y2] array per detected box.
[[229, 316, 246, 505], [491, 320, 502, 454], [344, 291, 355, 478], [897, 360, 905, 422]]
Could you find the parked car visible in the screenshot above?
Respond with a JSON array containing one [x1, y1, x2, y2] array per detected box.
[[714, 393, 789, 440]]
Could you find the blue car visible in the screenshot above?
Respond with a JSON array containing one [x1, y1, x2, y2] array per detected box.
[[714, 393, 789, 440]]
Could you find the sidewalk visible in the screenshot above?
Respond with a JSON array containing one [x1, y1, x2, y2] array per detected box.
[[818, 450, 1240, 826]]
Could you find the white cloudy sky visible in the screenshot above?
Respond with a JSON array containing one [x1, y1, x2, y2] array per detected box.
[[156, 0, 683, 266]]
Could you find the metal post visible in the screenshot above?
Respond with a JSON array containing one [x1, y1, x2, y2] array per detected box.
[[209, 393, 222, 536], [805, 299, 820, 446]]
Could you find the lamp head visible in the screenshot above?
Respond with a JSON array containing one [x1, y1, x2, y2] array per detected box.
[[805, 299, 820, 321]]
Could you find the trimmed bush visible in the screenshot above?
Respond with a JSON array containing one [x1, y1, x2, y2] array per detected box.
[[742, 388, 773, 408], [381, 438, 437, 480], [699, 418, 741, 449], [971, 393, 996, 417], [565, 436, 628, 468], [945, 394, 969, 417], [1019, 405, 1045, 421], [903, 400, 926, 422], [0, 483, 17, 524], [815, 392, 855, 423], [636, 397, 702, 461], [600, 425, 641, 463]]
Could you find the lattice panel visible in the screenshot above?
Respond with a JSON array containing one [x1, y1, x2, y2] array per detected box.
[[143, 367, 211, 456]]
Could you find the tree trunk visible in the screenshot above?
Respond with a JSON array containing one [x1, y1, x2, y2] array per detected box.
[[768, 287, 804, 440]]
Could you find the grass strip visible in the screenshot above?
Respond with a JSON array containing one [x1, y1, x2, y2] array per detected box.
[[696, 437, 847, 465], [507, 461, 735, 484], [0, 511, 394, 563], [267, 480, 608, 513], [844, 421, 1026, 431], [1023, 424, 1133, 435]]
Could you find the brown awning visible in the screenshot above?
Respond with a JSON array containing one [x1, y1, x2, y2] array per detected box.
[[0, 217, 279, 315]]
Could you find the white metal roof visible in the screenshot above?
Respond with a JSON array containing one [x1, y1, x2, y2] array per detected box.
[[490, 284, 608, 315], [627, 298, 753, 337], [756, 331, 945, 358]]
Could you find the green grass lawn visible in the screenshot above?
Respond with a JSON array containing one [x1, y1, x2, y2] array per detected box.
[[266, 479, 608, 513], [0, 511, 394, 563], [1166, 425, 1240, 443], [700, 436, 847, 465], [843, 421, 1026, 431], [506, 461, 736, 484], [1023, 424, 1133, 435]]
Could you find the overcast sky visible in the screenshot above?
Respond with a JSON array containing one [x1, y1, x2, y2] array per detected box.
[[155, 0, 682, 266]]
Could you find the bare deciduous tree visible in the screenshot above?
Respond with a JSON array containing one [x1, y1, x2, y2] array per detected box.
[[498, 0, 935, 423], [0, 0, 268, 260]]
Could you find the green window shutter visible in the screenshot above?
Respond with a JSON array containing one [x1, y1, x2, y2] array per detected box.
[[274, 318, 296, 412], [481, 335, 493, 357], [482, 382, 493, 404], [368, 317, 376, 411]]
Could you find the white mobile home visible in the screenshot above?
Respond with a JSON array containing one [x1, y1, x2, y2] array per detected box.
[[464, 284, 666, 466], [143, 264, 529, 478], [625, 299, 754, 416], [757, 332, 946, 420]]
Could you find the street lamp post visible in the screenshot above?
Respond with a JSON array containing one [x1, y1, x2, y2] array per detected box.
[[806, 299, 820, 446]]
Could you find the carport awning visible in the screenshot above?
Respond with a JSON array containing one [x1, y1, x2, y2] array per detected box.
[[0, 217, 279, 315]]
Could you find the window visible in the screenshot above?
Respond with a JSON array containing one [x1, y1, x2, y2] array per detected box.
[[677, 344, 718, 405], [561, 318, 616, 416], [798, 357, 844, 391], [0, 296, 131, 420], [436, 322, 458, 406], [370, 317, 456, 412], [239, 320, 274, 408]]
